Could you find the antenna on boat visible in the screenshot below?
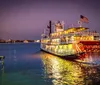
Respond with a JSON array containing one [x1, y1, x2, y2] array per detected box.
[[61, 21, 65, 30]]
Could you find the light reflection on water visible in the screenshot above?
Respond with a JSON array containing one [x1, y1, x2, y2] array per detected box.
[[0, 43, 100, 85], [40, 52, 100, 85]]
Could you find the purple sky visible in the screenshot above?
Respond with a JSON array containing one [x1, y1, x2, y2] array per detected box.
[[0, 0, 100, 40]]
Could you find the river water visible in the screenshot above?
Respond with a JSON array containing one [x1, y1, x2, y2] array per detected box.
[[0, 43, 100, 85]]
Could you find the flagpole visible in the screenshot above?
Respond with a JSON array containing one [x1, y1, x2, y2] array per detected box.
[[78, 21, 82, 27]]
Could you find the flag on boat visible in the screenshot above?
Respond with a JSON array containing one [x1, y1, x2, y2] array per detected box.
[[80, 15, 88, 23]]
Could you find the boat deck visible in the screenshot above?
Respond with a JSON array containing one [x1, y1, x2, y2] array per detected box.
[[41, 48, 84, 59]]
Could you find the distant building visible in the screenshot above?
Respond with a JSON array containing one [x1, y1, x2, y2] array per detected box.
[[34, 40, 40, 42], [23, 40, 28, 43], [36, 40, 40, 42]]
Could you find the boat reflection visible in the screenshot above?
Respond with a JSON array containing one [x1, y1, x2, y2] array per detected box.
[[40, 51, 100, 85]]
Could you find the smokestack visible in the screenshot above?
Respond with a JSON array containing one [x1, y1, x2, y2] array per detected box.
[[47, 20, 52, 35], [49, 20, 52, 34]]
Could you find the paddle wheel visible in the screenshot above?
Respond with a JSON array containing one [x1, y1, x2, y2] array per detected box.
[[79, 41, 100, 52]]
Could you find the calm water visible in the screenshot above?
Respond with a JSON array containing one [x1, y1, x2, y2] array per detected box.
[[0, 43, 100, 85]]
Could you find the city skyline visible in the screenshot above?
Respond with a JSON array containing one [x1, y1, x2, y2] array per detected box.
[[0, 0, 100, 40]]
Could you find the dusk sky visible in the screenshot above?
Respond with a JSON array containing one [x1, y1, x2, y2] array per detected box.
[[0, 0, 100, 40]]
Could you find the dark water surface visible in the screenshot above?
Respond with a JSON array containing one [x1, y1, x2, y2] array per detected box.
[[0, 43, 100, 85]]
